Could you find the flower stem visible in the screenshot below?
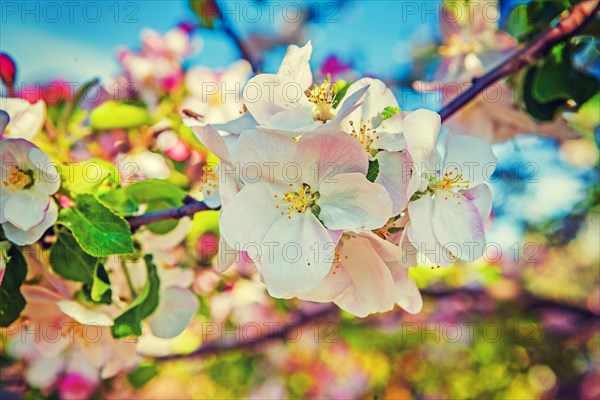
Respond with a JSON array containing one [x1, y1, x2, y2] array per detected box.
[[120, 257, 137, 298]]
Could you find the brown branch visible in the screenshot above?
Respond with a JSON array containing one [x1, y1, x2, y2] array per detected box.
[[126, 198, 214, 231], [439, 0, 600, 122], [213, 1, 261, 72], [157, 287, 597, 361], [157, 304, 339, 360]]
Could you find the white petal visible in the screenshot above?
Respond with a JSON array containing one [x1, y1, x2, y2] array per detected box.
[[25, 355, 64, 388], [295, 131, 368, 186], [236, 130, 296, 185], [260, 107, 321, 135], [149, 286, 198, 338], [4, 190, 50, 231], [56, 301, 114, 326], [243, 74, 311, 126], [0, 98, 46, 140], [331, 234, 397, 317], [277, 41, 313, 91], [443, 135, 497, 186], [219, 183, 281, 254], [29, 148, 60, 195], [212, 113, 257, 135], [339, 78, 399, 127], [432, 191, 486, 262], [258, 211, 334, 298], [389, 263, 423, 314], [319, 173, 392, 231], [375, 151, 411, 215], [3, 200, 58, 245], [406, 195, 453, 266], [461, 184, 493, 224], [403, 109, 441, 168], [192, 124, 232, 165]]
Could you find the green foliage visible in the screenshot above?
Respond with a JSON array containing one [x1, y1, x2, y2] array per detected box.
[[50, 230, 97, 283], [504, 0, 572, 41], [91, 263, 112, 304], [532, 44, 598, 104], [90, 101, 151, 130], [99, 188, 139, 215], [522, 43, 599, 121], [381, 106, 401, 120], [190, 0, 219, 28], [127, 363, 160, 388], [58, 194, 134, 257], [125, 179, 187, 234], [112, 255, 160, 338], [367, 159, 380, 182], [0, 246, 27, 327], [61, 158, 120, 195], [333, 80, 352, 109]]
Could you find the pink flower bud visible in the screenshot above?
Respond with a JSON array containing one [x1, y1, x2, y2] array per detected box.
[[0, 53, 17, 87]]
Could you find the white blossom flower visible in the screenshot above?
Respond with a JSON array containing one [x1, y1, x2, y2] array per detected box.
[[295, 231, 422, 317], [219, 129, 393, 297], [0, 97, 46, 140], [402, 110, 497, 266], [1, 139, 59, 245], [242, 41, 368, 136]]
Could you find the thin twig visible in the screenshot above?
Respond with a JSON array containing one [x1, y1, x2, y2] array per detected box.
[[126, 200, 213, 231], [214, 1, 261, 72], [439, 0, 600, 122], [158, 304, 339, 360]]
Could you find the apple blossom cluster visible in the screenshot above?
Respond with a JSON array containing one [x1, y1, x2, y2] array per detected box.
[[187, 42, 498, 317]]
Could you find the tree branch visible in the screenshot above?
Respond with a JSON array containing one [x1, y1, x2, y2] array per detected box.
[[127, 1, 599, 229], [126, 198, 214, 231], [157, 304, 339, 360], [157, 288, 597, 361], [439, 0, 600, 122]]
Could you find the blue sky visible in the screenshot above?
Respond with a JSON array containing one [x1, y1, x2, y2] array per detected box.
[[1, 1, 442, 83]]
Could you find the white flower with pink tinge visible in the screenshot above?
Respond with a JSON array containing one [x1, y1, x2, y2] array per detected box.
[[402, 109, 497, 266], [242, 41, 368, 137], [218, 130, 393, 298], [0, 97, 46, 140], [0, 139, 59, 245]]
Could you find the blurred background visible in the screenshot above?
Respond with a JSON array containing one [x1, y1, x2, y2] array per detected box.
[[1, 0, 599, 399]]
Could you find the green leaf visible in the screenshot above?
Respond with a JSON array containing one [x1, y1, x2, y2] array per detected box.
[[112, 255, 160, 338], [127, 363, 160, 388], [125, 179, 187, 204], [58, 194, 134, 257], [532, 44, 599, 104], [99, 189, 139, 215], [333, 80, 352, 109], [50, 230, 97, 283], [189, 0, 219, 29], [367, 159, 380, 183], [59, 78, 100, 134], [522, 67, 568, 121], [90, 101, 151, 130], [0, 246, 27, 327], [91, 263, 112, 304], [125, 180, 187, 234], [381, 106, 401, 120], [61, 159, 120, 195]]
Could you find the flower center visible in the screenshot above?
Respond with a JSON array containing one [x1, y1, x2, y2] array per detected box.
[[200, 164, 219, 196], [274, 183, 320, 219], [305, 80, 336, 122], [429, 167, 470, 192], [2, 166, 34, 191], [348, 120, 380, 154]]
